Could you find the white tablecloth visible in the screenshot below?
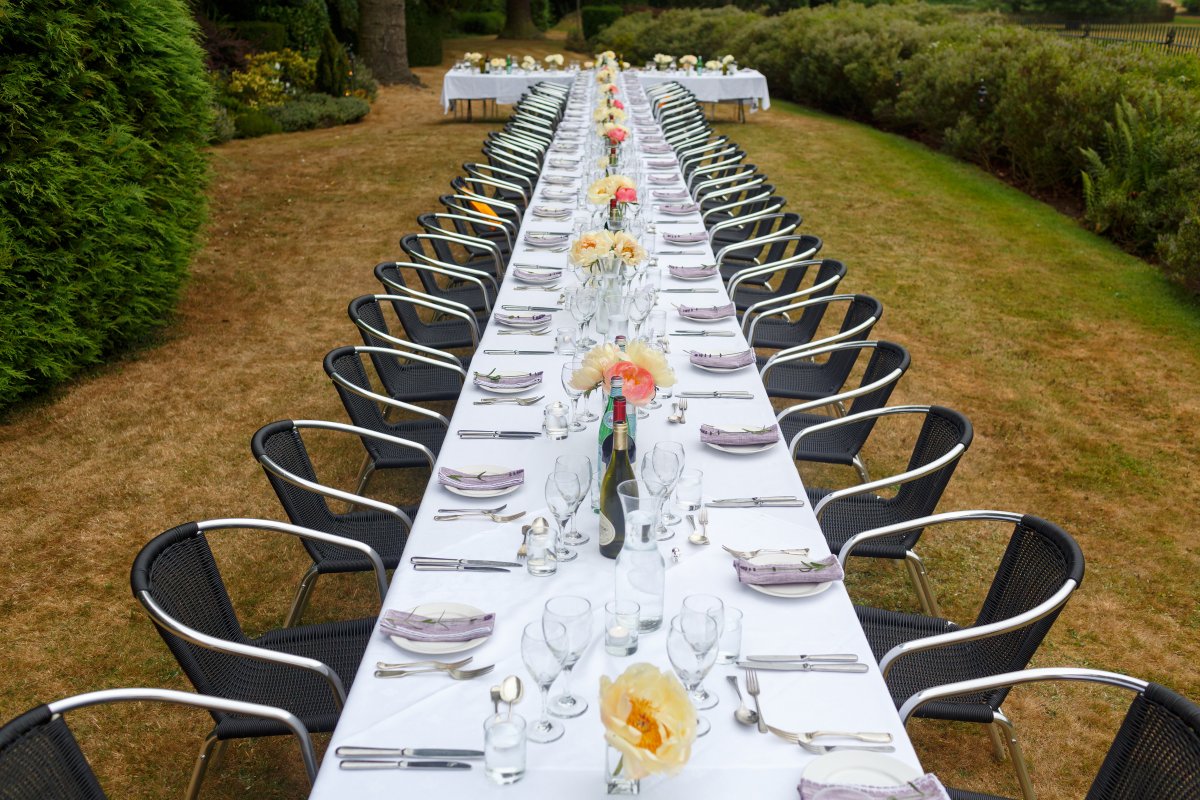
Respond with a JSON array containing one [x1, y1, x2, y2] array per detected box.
[[638, 69, 771, 110], [311, 73, 915, 799], [442, 69, 576, 113]]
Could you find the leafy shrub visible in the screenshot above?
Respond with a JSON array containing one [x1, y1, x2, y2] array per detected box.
[[316, 25, 352, 96], [455, 10, 506, 34], [257, 0, 331, 50], [225, 49, 316, 108], [582, 5, 624, 38], [0, 0, 211, 410], [234, 108, 284, 137], [229, 20, 289, 52], [210, 103, 238, 143], [347, 54, 380, 101], [195, 11, 254, 71], [597, 3, 1200, 295], [264, 93, 371, 131], [1187, 0, 1200, 13]]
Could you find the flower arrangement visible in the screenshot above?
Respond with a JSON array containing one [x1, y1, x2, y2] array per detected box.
[[596, 67, 615, 84], [584, 60, 595, 69], [603, 82, 619, 95], [569, 229, 616, 267], [653, 53, 673, 70], [705, 60, 721, 71], [521, 55, 537, 70], [604, 123, 629, 144], [463, 51, 483, 64], [612, 98, 625, 110], [594, 105, 626, 124], [489, 57, 506, 70], [544, 53, 565, 68], [572, 341, 675, 406], [587, 175, 637, 206], [679, 55, 698, 69], [611, 231, 647, 266], [600, 663, 696, 780], [721, 54, 735, 65]]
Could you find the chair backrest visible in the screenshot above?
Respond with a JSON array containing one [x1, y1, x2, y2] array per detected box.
[[845, 340, 911, 418], [891, 406, 973, 522], [0, 705, 107, 800], [1089, 681, 1200, 799], [324, 346, 393, 439], [251, 420, 340, 531]]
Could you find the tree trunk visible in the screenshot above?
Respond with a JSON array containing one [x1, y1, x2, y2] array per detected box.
[[359, 0, 417, 84], [499, 0, 543, 39]]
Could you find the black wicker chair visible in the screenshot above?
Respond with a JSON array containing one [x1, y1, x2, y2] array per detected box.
[[730, 253, 839, 316], [709, 211, 801, 268], [131, 519, 385, 797], [251, 419, 421, 625], [900, 668, 1200, 800], [401, 230, 505, 287], [806, 405, 973, 610], [778, 340, 912, 481], [748, 293, 883, 356], [842, 512, 1084, 800], [0, 687, 318, 800], [323, 345, 447, 494], [348, 292, 478, 362], [375, 259, 493, 322]]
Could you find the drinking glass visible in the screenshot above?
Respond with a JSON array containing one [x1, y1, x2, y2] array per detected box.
[[647, 308, 667, 342], [545, 471, 583, 563], [556, 454, 592, 545], [575, 284, 599, 347], [484, 712, 526, 784], [561, 363, 586, 432], [638, 448, 678, 540], [666, 614, 718, 737], [604, 599, 640, 656], [718, 607, 743, 665], [676, 468, 703, 512], [544, 596, 593, 718], [653, 442, 686, 532], [681, 593, 724, 710], [629, 286, 656, 341], [521, 620, 568, 743]]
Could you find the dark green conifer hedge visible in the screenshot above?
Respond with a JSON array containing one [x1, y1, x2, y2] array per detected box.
[[0, 0, 212, 411]]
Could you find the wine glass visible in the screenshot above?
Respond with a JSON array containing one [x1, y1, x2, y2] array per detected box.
[[543, 596, 593, 718], [545, 471, 583, 563], [556, 454, 592, 546], [681, 594, 724, 710], [560, 362, 586, 432], [666, 614, 718, 737], [572, 355, 600, 424], [639, 446, 681, 540], [629, 286, 656, 340], [656, 442, 685, 528], [522, 620, 569, 743], [575, 284, 599, 348]]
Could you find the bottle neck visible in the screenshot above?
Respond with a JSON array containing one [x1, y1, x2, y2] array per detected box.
[[613, 397, 627, 425], [613, 421, 628, 450]]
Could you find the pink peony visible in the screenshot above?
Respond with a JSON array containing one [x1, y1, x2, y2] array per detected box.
[[604, 361, 656, 406], [606, 127, 627, 143], [613, 99, 625, 110], [614, 186, 637, 203]]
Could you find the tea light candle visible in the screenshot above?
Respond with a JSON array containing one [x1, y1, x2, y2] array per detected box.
[[604, 600, 639, 656]]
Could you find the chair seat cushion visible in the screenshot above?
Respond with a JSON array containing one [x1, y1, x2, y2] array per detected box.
[[779, 412, 856, 466], [764, 360, 844, 400], [370, 419, 446, 468], [806, 488, 912, 558]]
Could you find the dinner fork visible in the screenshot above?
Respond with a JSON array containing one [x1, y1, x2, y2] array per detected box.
[[721, 545, 812, 560], [374, 665, 495, 680], [745, 668, 767, 734], [437, 504, 508, 514], [433, 511, 526, 522], [768, 725, 896, 754], [374, 656, 473, 671], [473, 396, 544, 406], [516, 524, 530, 561], [498, 327, 551, 335]]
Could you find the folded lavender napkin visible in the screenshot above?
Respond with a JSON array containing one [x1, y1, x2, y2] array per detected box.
[[646, 158, 677, 169], [494, 312, 551, 326], [643, 144, 673, 154], [532, 205, 571, 218], [473, 371, 543, 390], [381, 609, 496, 642], [513, 268, 562, 283], [700, 423, 780, 447], [654, 190, 691, 201], [663, 231, 708, 244], [678, 303, 735, 320], [735, 554, 844, 585], [690, 349, 755, 369], [524, 232, 569, 246], [541, 187, 575, 200], [669, 264, 719, 279], [437, 466, 525, 491], [798, 773, 950, 800], [549, 158, 579, 169], [660, 202, 701, 214], [649, 174, 679, 185]]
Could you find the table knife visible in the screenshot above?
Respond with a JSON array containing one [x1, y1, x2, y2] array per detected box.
[[412, 563, 510, 573], [745, 654, 860, 663], [708, 496, 802, 508], [457, 430, 542, 439], [482, 350, 555, 355], [501, 305, 562, 312], [336, 747, 484, 759], [661, 288, 719, 293], [659, 250, 707, 255], [410, 557, 523, 569], [671, 330, 736, 337], [339, 759, 473, 771], [677, 390, 754, 399], [736, 660, 869, 673], [509, 264, 562, 270]]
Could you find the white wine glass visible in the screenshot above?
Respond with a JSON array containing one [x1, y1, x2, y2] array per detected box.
[[522, 621, 568, 743], [656, 442, 685, 527], [545, 471, 582, 563], [681, 594, 724, 710], [666, 614, 717, 737], [556, 454, 592, 546], [543, 596, 593, 718], [560, 363, 586, 432]]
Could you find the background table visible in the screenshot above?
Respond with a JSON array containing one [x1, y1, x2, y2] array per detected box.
[[442, 69, 576, 114], [638, 69, 771, 111]]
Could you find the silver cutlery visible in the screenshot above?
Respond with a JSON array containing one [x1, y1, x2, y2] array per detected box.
[[661, 288, 719, 293], [432, 511, 526, 523], [745, 668, 767, 734], [794, 730, 893, 744], [482, 349, 555, 355], [509, 264, 562, 270], [412, 564, 511, 572], [767, 726, 896, 755], [497, 327, 551, 335], [726, 675, 758, 726], [526, 229, 571, 236], [473, 396, 543, 406], [677, 390, 753, 398], [688, 507, 710, 545], [736, 661, 870, 673], [671, 331, 736, 337], [659, 250, 707, 255], [339, 760, 473, 770], [677, 398, 687, 423], [722, 546, 812, 560], [709, 497, 806, 508], [375, 657, 473, 671], [336, 746, 484, 759], [501, 305, 562, 312], [512, 286, 561, 292], [410, 557, 523, 569], [516, 524, 530, 561], [745, 654, 859, 664], [666, 401, 681, 424], [437, 504, 507, 514], [457, 430, 541, 440], [374, 664, 495, 680]]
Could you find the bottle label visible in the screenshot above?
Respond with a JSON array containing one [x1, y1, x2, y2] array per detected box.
[[598, 514, 616, 546]]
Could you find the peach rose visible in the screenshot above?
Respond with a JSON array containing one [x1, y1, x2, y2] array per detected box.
[[600, 663, 696, 779], [569, 230, 615, 266], [612, 232, 646, 266], [627, 339, 675, 388], [614, 186, 637, 203], [603, 361, 656, 406]]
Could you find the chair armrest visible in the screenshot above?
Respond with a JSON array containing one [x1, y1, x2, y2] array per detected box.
[[746, 293, 854, 347], [729, 255, 825, 300], [879, 579, 1079, 679], [814, 443, 966, 521], [329, 370, 450, 427], [355, 345, 466, 383], [350, 314, 463, 368], [380, 291, 481, 347]]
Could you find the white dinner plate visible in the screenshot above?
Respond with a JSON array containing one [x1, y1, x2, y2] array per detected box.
[[744, 553, 835, 598], [670, 271, 719, 282], [514, 269, 562, 285], [495, 314, 549, 328], [441, 464, 521, 498], [691, 356, 754, 373], [801, 751, 922, 787], [475, 377, 542, 394], [703, 424, 778, 455], [387, 602, 491, 655]]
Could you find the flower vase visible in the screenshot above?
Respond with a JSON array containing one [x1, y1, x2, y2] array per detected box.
[[606, 744, 639, 795], [606, 201, 625, 231], [608, 145, 619, 170]]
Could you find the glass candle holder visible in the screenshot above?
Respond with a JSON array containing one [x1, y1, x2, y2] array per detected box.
[[604, 599, 640, 656], [484, 712, 527, 785], [717, 607, 743, 665]]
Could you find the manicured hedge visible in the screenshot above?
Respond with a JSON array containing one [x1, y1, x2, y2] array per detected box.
[[599, 5, 1200, 293], [0, 0, 212, 410]]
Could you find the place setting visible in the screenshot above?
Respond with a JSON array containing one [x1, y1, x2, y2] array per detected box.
[[472, 369, 543, 393], [700, 421, 781, 454]]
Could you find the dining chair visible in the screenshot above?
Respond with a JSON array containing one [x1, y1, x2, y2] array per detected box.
[[394, 239, 499, 315], [323, 344, 448, 493], [711, 212, 803, 273], [777, 340, 912, 480], [348, 291, 480, 355], [728, 248, 836, 313], [747, 293, 883, 355], [839, 511, 1084, 800], [130, 518, 386, 797], [900, 667, 1200, 800], [251, 419, 421, 625], [401, 229, 505, 289], [0, 687, 318, 800], [806, 405, 973, 610]]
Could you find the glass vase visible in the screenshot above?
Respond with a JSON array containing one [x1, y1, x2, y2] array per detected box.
[[606, 744, 640, 795]]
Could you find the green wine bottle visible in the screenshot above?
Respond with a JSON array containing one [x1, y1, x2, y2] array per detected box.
[[598, 397, 634, 559]]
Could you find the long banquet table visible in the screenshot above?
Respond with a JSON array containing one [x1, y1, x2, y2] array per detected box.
[[637, 69, 770, 110], [441, 68, 576, 113], [311, 71, 918, 798]]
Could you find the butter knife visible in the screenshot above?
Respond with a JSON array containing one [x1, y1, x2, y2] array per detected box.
[[671, 330, 736, 337], [336, 747, 484, 759], [736, 660, 869, 673], [661, 288, 719, 293], [339, 760, 473, 770], [410, 557, 523, 569], [482, 350, 555, 355], [501, 305, 562, 312], [708, 497, 806, 508], [708, 495, 796, 506], [412, 564, 510, 572], [677, 390, 754, 399], [745, 654, 860, 663]]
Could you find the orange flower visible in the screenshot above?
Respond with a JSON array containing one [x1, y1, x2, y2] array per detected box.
[[603, 361, 656, 406]]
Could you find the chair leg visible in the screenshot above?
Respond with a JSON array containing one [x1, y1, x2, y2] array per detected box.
[[185, 730, 221, 800], [994, 710, 1036, 800], [354, 457, 377, 496], [986, 720, 1008, 760], [284, 564, 321, 627], [904, 549, 941, 617], [850, 453, 870, 482]]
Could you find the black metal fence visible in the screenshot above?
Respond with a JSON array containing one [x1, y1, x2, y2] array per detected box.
[[1023, 21, 1200, 54]]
